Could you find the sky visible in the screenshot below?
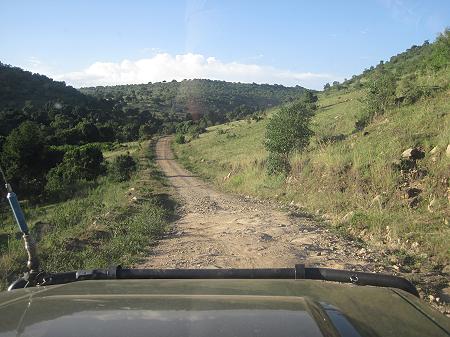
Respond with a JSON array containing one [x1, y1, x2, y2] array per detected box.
[[0, 0, 449, 89]]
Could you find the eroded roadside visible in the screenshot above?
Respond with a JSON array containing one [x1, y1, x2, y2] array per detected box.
[[138, 137, 449, 316]]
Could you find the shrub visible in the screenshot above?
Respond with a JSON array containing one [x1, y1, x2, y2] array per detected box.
[[45, 145, 105, 198], [354, 110, 373, 131], [427, 28, 450, 71], [395, 75, 423, 105], [266, 152, 290, 175], [363, 70, 396, 117], [264, 98, 314, 175], [109, 154, 137, 182], [175, 134, 186, 144], [217, 129, 226, 135], [265, 100, 314, 155]]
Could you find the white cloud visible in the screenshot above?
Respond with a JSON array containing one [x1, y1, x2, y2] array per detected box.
[[52, 53, 337, 89]]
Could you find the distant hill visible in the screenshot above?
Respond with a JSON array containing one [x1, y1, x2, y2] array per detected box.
[[80, 79, 309, 124], [0, 62, 118, 140]]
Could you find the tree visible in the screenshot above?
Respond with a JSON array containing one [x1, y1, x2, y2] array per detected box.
[[264, 98, 314, 174], [323, 83, 331, 91], [1, 121, 47, 196]]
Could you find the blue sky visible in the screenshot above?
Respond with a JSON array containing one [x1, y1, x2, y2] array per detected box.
[[1, 0, 449, 89]]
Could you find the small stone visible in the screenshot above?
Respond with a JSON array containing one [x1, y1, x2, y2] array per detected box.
[[427, 197, 438, 213], [428, 294, 435, 302], [340, 211, 355, 223], [446, 144, 450, 158], [260, 233, 273, 241], [429, 146, 439, 155]]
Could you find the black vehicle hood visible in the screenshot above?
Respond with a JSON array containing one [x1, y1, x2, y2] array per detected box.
[[0, 279, 449, 337]]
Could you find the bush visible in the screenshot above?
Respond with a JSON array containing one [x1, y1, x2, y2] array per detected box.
[[175, 134, 186, 144], [265, 100, 314, 155], [354, 110, 372, 131], [266, 152, 290, 175], [217, 129, 226, 135], [427, 28, 450, 71], [109, 155, 137, 182], [395, 75, 424, 105], [45, 145, 105, 198], [264, 98, 314, 175], [363, 70, 396, 117]]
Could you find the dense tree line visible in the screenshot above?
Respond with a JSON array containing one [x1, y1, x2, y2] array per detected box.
[[80, 79, 308, 126], [0, 63, 160, 200], [0, 63, 308, 201]]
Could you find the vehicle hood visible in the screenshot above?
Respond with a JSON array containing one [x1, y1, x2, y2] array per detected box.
[[0, 279, 448, 337]]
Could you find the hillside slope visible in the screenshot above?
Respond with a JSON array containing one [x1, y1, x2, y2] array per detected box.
[[80, 79, 308, 123], [174, 35, 450, 273], [0, 62, 118, 139]]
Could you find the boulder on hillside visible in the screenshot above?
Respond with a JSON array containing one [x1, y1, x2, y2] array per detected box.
[[401, 147, 425, 160]]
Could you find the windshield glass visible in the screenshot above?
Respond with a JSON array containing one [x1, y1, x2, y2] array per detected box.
[[0, 0, 449, 322]]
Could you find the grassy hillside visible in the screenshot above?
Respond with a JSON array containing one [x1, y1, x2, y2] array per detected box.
[[174, 43, 450, 269]]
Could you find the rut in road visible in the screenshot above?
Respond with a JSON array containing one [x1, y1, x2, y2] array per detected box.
[[138, 137, 382, 270]]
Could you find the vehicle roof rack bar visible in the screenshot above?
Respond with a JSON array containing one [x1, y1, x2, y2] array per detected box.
[[296, 265, 419, 297], [9, 265, 419, 298], [116, 265, 419, 297]]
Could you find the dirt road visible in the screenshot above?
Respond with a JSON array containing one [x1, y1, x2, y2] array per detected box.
[[137, 137, 388, 271]]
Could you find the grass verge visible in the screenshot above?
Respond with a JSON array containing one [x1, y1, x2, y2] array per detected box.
[[0, 140, 174, 290]]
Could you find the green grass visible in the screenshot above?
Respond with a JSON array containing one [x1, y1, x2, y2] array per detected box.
[[0, 140, 174, 290], [103, 141, 142, 161], [174, 79, 450, 267]]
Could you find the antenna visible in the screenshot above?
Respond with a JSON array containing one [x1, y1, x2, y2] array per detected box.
[[1, 164, 41, 283], [0, 165, 10, 192]]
